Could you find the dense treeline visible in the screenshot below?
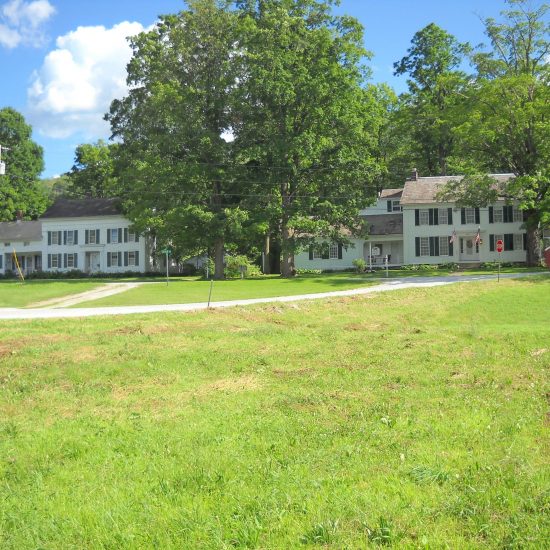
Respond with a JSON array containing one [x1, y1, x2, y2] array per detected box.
[[1, 0, 547, 272]]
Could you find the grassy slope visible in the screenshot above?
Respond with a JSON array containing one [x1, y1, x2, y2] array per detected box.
[[75, 274, 378, 307], [0, 279, 548, 548], [0, 280, 103, 308]]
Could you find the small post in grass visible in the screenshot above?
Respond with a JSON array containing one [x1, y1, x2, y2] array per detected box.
[[384, 254, 389, 278], [207, 278, 214, 308], [161, 247, 171, 286]]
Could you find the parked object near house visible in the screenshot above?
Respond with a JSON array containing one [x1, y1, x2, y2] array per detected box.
[[0, 198, 150, 276], [295, 172, 529, 270]]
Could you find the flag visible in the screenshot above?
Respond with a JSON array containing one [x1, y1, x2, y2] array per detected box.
[[449, 230, 457, 244], [474, 227, 481, 245]]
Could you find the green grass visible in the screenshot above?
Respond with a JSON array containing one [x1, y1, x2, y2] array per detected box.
[[0, 280, 103, 308], [1, 277, 548, 548], [75, 274, 379, 307]]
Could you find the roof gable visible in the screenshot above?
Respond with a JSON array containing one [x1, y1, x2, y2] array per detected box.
[[41, 198, 122, 218]]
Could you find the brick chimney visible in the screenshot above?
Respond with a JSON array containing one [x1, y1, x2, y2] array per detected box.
[[410, 168, 419, 181]]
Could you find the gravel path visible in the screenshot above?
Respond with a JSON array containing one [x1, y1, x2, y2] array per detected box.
[[0, 271, 546, 320]]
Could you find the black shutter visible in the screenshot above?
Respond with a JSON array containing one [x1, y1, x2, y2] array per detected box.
[[107, 229, 111, 244], [429, 237, 435, 256], [489, 234, 495, 252], [522, 233, 527, 250], [63, 231, 67, 245], [63, 253, 67, 268], [107, 253, 111, 267], [118, 253, 122, 267], [504, 233, 513, 251], [135, 251, 139, 266], [309, 245, 313, 260], [415, 209, 420, 226], [124, 228, 128, 243], [448, 208, 453, 225], [96, 229, 100, 244], [435, 237, 439, 256], [85, 230, 89, 244], [321, 245, 329, 260], [434, 208, 439, 225], [57, 254, 62, 267], [449, 240, 454, 257], [124, 251, 128, 267], [475, 208, 480, 225], [118, 228, 122, 243], [429, 209, 434, 226], [74, 230, 78, 245], [461, 208, 466, 224], [135, 233, 139, 243], [74, 253, 78, 268], [523, 210, 528, 222], [338, 244, 343, 260], [415, 237, 420, 257], [48, 254, 51, 268], [387, 200, 392, 212], [48, 231, 51, 245], [489, 207, 493, 223]]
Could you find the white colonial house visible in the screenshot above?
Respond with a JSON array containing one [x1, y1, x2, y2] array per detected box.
[[0, 198, 149, 276], [295, 171, 528, 270]]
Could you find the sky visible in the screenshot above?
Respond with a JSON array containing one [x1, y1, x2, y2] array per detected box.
[[0, 0, 516, 178]]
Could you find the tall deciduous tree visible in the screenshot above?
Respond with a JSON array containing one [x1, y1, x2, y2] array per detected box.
[[0, 107, 47, 220], [65, 140, 120, 198], [234, 0, 381, 277], [440, 0, 549, 265], [107, 0, 245, 278], [393, 23, 471, 176]]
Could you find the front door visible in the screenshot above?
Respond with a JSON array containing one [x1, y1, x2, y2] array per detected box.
[[86, 252, 101, 272], [459, 237, 479, 261]]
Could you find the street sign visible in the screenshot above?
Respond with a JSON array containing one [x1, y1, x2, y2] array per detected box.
[[161, 248, 171, 255], [496, 239, 504, 253]]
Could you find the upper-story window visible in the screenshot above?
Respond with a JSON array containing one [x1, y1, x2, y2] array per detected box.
[[128, 232, 137, 243], [51, 231, 60, 245], [110, 228, 120, 244], [438, 208, 448, 225], [493, 207, 503, 223], [419, 209, 430, 225], [392, 200, 402, 212], [512, 207, 523, 222], [464, 208, 476, 224]]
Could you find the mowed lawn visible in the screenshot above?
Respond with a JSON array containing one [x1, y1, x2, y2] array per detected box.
[[0, 279, 548, 548], [75, 274, 378, 307], [0, 280, 103, 308]]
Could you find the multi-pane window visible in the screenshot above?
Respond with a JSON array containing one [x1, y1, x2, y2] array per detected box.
[[513, 207, 523, 222], [419, 210, 429, 225], [438, 209, 448, 225], [465, 208, 476, 224], [494, 234, 504, 248], [110, 228, 120, 244], [67, 253, 77, 268], [128, 251, 137, 266], [439, 237, 449, 256], [128, 232, 136, 243], [493, 207, 503, 223], [328, 243, 339, 259], [513, 233, 523, 251], [419, 237, 429, 256], [312, 248, 322, 259], [51, 254, 59, 268], [66, 230, 75, 245], [109, 252, 120, 266], [88, 231, 97, 244], [392, 200, 402, 212], [51, 231, 60, 245]]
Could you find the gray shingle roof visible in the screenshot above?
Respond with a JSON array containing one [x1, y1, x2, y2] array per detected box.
[[379, 188, 403, 199], [362, 214, 403, 236], [0, 221, 42, 241], [400, 174, 515, 204], [41, 198, 122, 218]]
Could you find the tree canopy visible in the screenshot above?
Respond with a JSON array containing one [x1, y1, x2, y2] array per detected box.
[[0, 107, 47, 221]]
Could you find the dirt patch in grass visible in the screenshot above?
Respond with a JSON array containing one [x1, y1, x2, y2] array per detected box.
[[194, 375, 261, 396]]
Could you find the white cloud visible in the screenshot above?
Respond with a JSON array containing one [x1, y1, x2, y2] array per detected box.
[[27, 21, 149, 139], [0, 0, 55, 48]]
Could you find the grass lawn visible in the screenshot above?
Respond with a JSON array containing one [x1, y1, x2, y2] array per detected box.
[[0, 280, 103, 308], [75, 274, 379, 307], [0, 277, 548, 548]]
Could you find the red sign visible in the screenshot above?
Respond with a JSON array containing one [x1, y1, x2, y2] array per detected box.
[[496, 239, 504, 253]]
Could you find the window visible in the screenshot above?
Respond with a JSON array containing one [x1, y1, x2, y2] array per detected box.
[[88, 230, 97, 245], [312, 248, 322, 259], [420, 237, 429, 256], [438, 209, 448, 225], [110, 228, 120, 244], [109, 252, 120, 266], [328, 243, 339, 259], [439, 236, 449, 256], [67, 253, 77, 268], [392, 200, 402, 212], [128, 232, 136, 243], [513, 207, 523, 223], [66, 230, 75, 245], [419, 210, 429, 225], [24, 241, 30, 246], [3, 242, 9, 246], [128, 251, 137, 266], [51, 231, 59, 245], [51, 254, 59, 268], [513, 234, 523, 251], [465, 208, 475, 224], [493, 207, 503, 223]]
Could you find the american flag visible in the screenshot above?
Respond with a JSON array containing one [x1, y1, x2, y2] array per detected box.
[[474, 227, 481, 245], [449, 230, 457, 244]]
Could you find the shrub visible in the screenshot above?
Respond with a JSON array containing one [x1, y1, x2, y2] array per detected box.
[[224, 255, 262, 278], [295, 268, 322, 275], [352, 258, 367, 273]]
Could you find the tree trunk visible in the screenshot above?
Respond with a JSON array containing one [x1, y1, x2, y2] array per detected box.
[[525, 224, 542, 267], [214, 237, 225, 279], [263, 233, 271, 274], [280, 220, 295, 278]]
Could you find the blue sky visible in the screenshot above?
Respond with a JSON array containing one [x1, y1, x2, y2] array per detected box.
[[0, 0, 514, 178]]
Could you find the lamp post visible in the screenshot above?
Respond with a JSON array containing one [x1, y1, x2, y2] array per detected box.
[[0, 144, 10, 175]]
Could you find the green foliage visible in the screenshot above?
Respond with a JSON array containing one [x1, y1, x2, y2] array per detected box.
[[365, 516, 394, 546], [294, 268, 322, 275], [224, 254, 261, 278], [65, 140, 120, 198], [352, 257, 367, 273], [0, 107, 48, 221]]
